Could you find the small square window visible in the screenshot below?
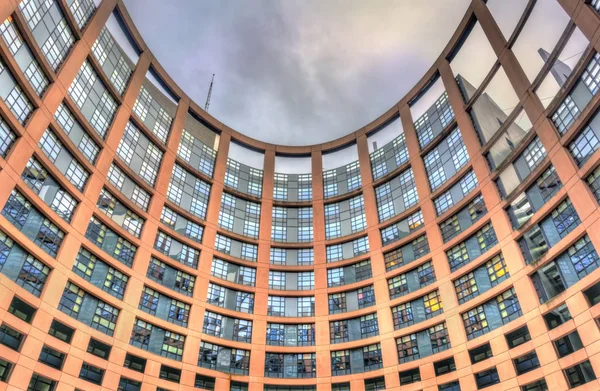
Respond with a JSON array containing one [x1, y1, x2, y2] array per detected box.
[[38, 345, 65, 370], [469, 343, 492, 364], [8, 296, 36, 323], [0, 323, 24, 351], [194, 373, 215, 390], [475, 367, 499, 389], [513, 351, 540, 375], [159, 364, 181, 383], [553, 331, 583, 358], [399, 368, 420, 385], [543, 304, 571, 330], [124, 353, 146, 373], [48, 319, 74, 343], [564, 360, 596, 388], [87, 338, 112, 360], [434, 357, 456, 376], [505, 326, 531, 349], [79, 362, 104, 385], [0, 357, 13, 382]]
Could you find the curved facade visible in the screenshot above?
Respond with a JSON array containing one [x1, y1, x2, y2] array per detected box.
[[0, 0, 600, 390]]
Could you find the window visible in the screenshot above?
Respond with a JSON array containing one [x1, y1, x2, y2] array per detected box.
[[569, 126, 600, 166], [198, 342, 250, 375], [79, 363, 104, 385], [564, 360, 596, 388], [514, 351, 540, 375], [520, 379, 548, 391], [0, 58, 34, 124], [0, 357, 13, 383], [434, 357, 456, 376], [194, 374, 215, 390], [330, 320, 348, 343], [424, 290, 443, 318], [331, 350, 350, 375], [23, 157, 78, 222], [544, 304, 571, 330], [87, 338, 111, 360], [8, 296, 36, 323], [27, 374, 56, 391], [59, 282, 119, 336], [389, 283, 410, 309], [361, 314, 379, 338], [506, 326, 531, 349], [0, 118, 16, 157], [268, 296, 285, 316], [329, 293, 346, 314], [118, 377, 141, 391], [48, 319, 74, 343], [3, 189, 65, 258], [469, 343, 492, 364], [475, 367, 499, 389], [298, 297, 314, 317], [463, 305, 489, 340], [123, 353, 146, 373], [399, 368, 420, 385], [424, 128, 469, 191], [439, 382, 461, 391], [358, 286, 375, 308], [554, 331, 583, 358], [68, 60, 117, 137], [0, 324, 23, 351], [159, 365, 181, 383], [396, 334, 419, 363], [230, 382, 248, 391], [38, 346, 64, 369], [364, 376, 386, 391], [363, 344, 383, 371], [430, 322, 450, 353]]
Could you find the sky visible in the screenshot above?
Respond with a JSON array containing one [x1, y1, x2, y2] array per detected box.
[[121, 0, 473, 146]]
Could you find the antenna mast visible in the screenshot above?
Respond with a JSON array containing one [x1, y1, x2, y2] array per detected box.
[[205, 74, 215, 111]]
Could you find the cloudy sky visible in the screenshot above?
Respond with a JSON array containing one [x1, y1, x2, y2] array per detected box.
[[122, 0, 473, 145]]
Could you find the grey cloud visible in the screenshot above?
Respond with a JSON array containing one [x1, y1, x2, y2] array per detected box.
[[123, 0, 470, 145]]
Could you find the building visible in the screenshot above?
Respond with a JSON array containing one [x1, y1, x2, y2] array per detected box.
[[0, 0, 599, 390]]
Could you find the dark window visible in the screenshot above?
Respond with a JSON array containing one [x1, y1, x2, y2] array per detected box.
[[123, 353, 146, 373], [194, 374, 215, 390], [554, 331, 583, 358], [0, 357, 13, 382], [475, 367, 500, 389], [118, 377, 141, 391], [28, 374, 56, 391], [521, 379, 548, 391], [564, 360, 596, 388], [332, 383, 350, 391], [79, 363, 104, 385], [434, 357, 456, 376], [0, 323, 24, 351], [160, 365, 181, 383], [87, 338, 112, 360], [513, 351, 540, 375], [543, 304, 571, 330], [399, 368, 421, 385], [364, 376, 386, 391], [584, 280, 600, 306], [439, 381, 460, 390], [8, 296, 36, 323], [230, 381, 248, 391], [48, 319, 74, 343], [38, 346, 65, 369], [469, 343, 492, 364], [506, 326, 531, 349]]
